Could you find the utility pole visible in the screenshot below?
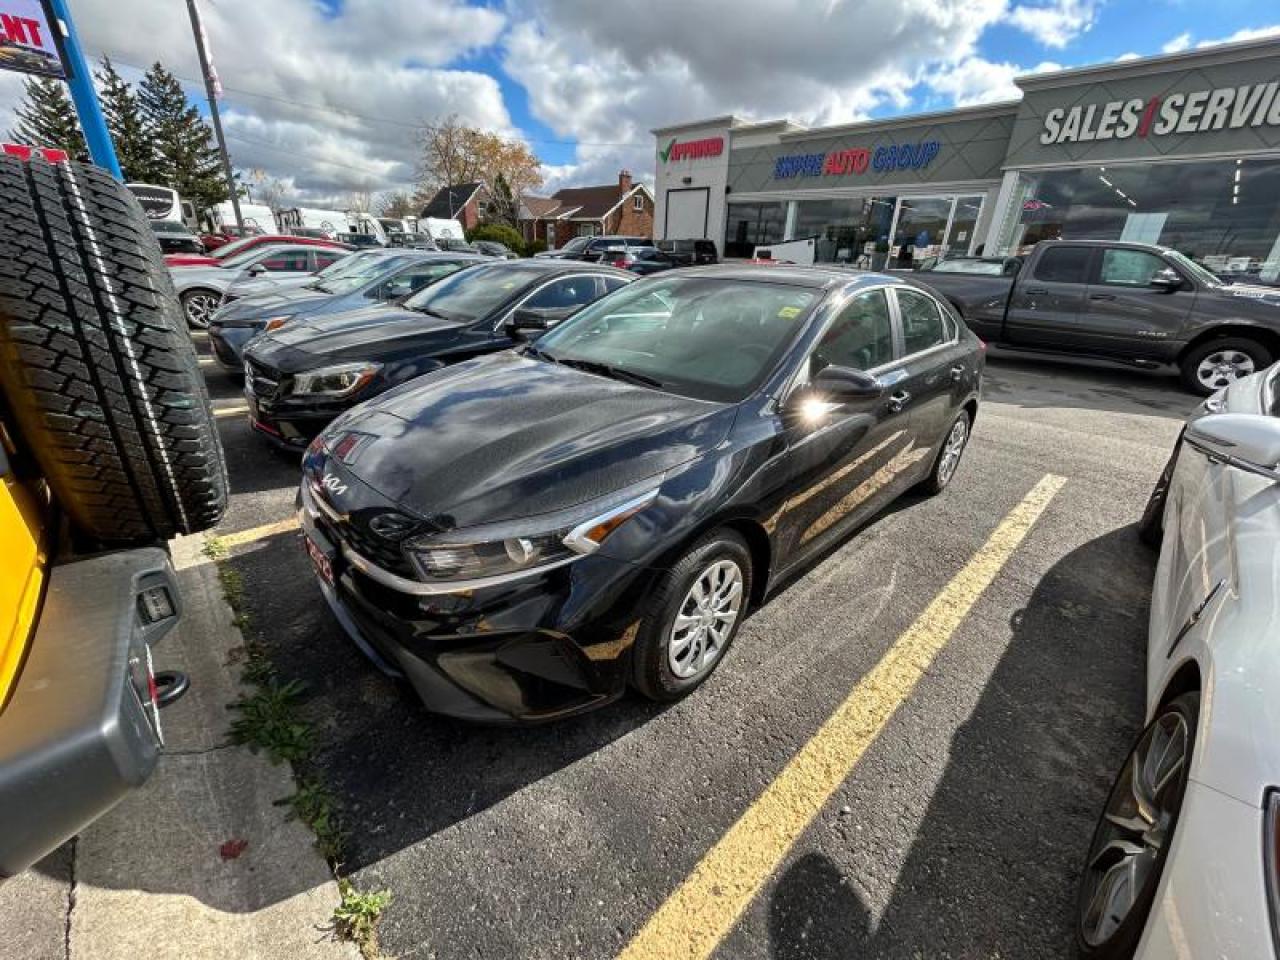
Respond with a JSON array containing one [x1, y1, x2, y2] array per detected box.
[[184, 0, 242, 230]]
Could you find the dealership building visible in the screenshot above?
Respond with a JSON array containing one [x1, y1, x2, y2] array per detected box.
[[652, 36, 1280, 281]]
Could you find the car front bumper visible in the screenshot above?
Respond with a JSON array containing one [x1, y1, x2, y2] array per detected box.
[[1135, 779, 1275, 959], [0, 548, 182, 877], [297, 486, 653, 723]]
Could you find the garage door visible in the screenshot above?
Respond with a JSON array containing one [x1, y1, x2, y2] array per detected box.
[[665, 188, 709, 241]]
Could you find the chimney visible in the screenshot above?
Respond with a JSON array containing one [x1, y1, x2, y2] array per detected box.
[[618, 169, 632, 193]]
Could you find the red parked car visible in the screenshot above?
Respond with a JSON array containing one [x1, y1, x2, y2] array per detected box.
[[165, 234, 351, 268]]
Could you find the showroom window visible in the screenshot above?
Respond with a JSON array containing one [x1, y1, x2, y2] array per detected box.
[[793, 197, 896, 268], [1000, 156, 1280, 285], [724, 202, 787, 258]]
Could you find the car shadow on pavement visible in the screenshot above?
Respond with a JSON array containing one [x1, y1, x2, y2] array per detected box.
[[766, 525, 1153, 959], [983, 353, 1198, 420]]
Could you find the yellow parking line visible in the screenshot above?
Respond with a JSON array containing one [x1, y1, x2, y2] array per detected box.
[[213, 404, 249, 419], [617, 473, 1068, 960], [217, 517, 299, 549]]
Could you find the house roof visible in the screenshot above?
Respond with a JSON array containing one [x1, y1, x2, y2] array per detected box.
[[420, 182, 485, 219], [520, 195, 562, 219], [519, 182, 653, 222]]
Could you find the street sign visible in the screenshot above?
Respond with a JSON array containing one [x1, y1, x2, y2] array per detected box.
[[0, 0, 69, 79]]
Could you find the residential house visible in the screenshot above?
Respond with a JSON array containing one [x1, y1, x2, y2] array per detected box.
[[518, 171, 654, 249], [419, 182, 489, 231]]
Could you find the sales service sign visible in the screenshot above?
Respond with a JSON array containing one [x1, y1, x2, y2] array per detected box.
[[0, 0, 65, 79]]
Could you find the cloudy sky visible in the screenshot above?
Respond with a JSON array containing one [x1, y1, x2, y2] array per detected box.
[[1, 0, 1277, 207]]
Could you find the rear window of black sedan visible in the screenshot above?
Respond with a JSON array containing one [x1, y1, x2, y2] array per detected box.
[[400, 262, 551, 322], [533, 277, 819, 403]]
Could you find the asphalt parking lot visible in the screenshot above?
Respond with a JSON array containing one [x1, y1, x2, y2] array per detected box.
[[197, 337, 1196, 960]]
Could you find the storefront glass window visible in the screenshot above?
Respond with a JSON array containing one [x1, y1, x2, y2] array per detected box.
[[1001, 157, 1280, 285], [792, 197, 896, 268], [725, 202, 787, 258], [892, 197, 953, 268]]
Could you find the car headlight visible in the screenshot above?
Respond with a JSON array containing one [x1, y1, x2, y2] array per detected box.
[[291, 362, 381, 397], [402, 485, 659, 584], [262, 314, 295, 332]]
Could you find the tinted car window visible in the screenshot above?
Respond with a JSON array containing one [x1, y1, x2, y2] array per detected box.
[[379, 261, 465, 300], [601, 276, 630, 294], [401, 262, 551, 323], [896, 289, 950, 355], [258, 251, 311, 272], [313, 251, 344, 270], [1033, 246, 1092, 284], [535, 277, 818, 403], [812, 290, 894, 372], [524, 276, 600, 310], [1098, 249, 1168, 287]]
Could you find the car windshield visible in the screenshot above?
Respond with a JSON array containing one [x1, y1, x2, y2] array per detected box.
[[533, 277, 819, 403], [401, 262, 547, 322], [211, 236, 259, 260], [311, 255, 411, 294], [560, 237, 591, 253], [929, 259, 1007, 275], [151, 220, 190, 235], [1164, 250, 1222, 287]]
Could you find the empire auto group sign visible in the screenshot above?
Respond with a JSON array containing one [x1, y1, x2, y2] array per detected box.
[[1041, 81, 1280, 144], [773, 140, 941, 179]]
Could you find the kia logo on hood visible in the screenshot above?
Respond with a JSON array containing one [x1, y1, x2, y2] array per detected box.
[[321, 473, 348, 496]]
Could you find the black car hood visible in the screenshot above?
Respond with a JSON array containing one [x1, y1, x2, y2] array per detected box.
[[221, 284, 333, 320], [251, 305, 462, 367], [320, 350, 733, 529]]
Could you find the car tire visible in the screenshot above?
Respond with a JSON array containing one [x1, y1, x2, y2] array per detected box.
[[917, 409, 972, 496], [1075, 692, 1199, 959], [180, 288, 221, 329], [631, 529, 753, 702], [0, 157, 228, 545], [1178, 337, 1272, 396]]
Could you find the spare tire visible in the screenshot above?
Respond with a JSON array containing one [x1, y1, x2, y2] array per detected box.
[[0, 157, 227, 544]]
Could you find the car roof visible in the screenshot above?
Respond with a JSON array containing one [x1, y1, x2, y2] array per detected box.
[[667, 263, 910, 290], [472, 259, 633, 277]]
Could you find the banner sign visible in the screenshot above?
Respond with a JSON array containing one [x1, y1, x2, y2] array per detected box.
[[0, 0, 67, 79], [773, 140, 941, 179]]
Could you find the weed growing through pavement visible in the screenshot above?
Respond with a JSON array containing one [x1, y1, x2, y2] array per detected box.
[[333, 879, 393, 959], [209, 531, 391, 955]]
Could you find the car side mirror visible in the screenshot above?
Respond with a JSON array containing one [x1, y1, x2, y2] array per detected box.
[[505, 306, 570, 340], [1185, 413, 1280, 482], [1149, 268, 1183, 291], [247, 263, 267, 277], [805, 365, 885, 404]]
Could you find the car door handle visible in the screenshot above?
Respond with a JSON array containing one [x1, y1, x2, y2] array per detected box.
[[1024, 287, 1049, 296], [888, 390, 911, 413], [1089, 293, 1117, 301], [950, 364, 965, 382]]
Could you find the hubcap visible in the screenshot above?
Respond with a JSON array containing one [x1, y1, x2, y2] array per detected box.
[[668, 559, 743, 680], [936, 417, 968, 487], [1196, 350, 1255, 390], [1079, 710, 1189, 946], [184, 293, 218, 328]]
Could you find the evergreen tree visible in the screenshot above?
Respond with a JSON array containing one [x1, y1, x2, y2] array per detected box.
[[137, 62, 227, 210], [95, 57, 155, 182], [8, 76, 88, 160]]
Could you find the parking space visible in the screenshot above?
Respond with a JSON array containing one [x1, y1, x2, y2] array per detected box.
[[197, 328, 1196, 959]]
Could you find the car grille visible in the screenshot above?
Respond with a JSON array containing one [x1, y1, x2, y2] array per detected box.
[[244, 357, 280, 399], [306, 479, 418, 579]]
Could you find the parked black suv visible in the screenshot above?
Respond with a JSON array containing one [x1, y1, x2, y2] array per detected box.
[[539, 236, 651, 263], [656, 238, 719, 266]]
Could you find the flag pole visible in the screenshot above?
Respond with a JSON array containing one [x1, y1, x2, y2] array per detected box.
[[183, 0, 242, 231]]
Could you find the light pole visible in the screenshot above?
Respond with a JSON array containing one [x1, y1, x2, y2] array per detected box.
[[183, 0, 242, 231]]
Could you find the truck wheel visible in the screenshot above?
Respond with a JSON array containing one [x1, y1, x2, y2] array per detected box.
[[0, 157, 228, 544], [1178, 337, 1272, 396]]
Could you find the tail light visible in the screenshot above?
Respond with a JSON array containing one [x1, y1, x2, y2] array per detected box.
[[612, 258, 629, 269]]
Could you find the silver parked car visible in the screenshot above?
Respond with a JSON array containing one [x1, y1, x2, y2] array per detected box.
[[1075, 363, 1280, 958], [171, 244, 350, 328]]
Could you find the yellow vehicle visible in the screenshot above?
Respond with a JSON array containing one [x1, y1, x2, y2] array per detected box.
[[0, 156, 226, 876]]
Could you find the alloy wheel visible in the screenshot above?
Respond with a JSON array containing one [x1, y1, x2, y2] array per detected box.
[[1196, 350, 1255, 391], [184, 292, 219, 329], [937, 417, 969, 487], [668, 559, 744, 680], [1079, 708, 1190, 947]]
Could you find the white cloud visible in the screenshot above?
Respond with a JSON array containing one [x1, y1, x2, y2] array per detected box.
[[1197, 24, 1280, 48], [1161, 31, 1192, 53], [1114, 52, 1141, 61], [1006, 0, 1100, 48], [927, 56, 1063, 106], [0, 0, 513, 205]]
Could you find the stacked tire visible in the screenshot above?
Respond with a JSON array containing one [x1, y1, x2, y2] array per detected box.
[[0, 157, 227, 544]]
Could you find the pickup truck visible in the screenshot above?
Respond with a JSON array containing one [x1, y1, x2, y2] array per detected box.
[[916, 240, 1280, 394]]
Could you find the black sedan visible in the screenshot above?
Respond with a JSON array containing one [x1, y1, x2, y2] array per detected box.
[[604, 244, 678, 275], [297, 265, 984, 722], [243, 260, 633, 449], [150, 220, 204, 254]]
